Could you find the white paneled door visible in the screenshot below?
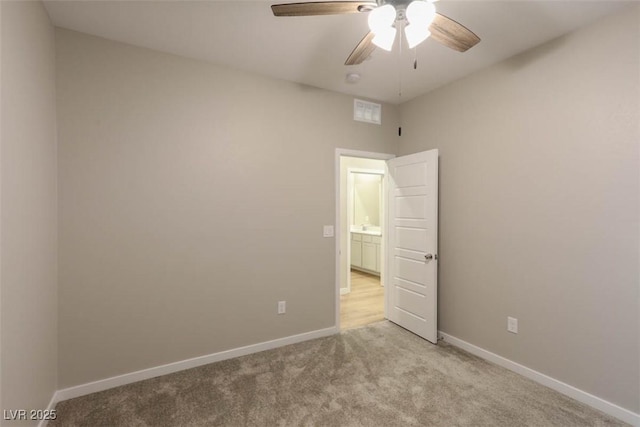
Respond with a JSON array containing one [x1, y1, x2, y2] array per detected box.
[[386, 149, 438, 343]]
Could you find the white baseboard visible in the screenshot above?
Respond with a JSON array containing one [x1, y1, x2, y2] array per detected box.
[[53, 326, 338, 404], [340, 288, 349, 295], [438, 331, 640, 426], [36, 392, 59, 427], [38, 327, 639, 426]]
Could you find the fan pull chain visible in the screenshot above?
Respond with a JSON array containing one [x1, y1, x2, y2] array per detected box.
[[398, 22, 403, 98], [414, 48, 418, 70]]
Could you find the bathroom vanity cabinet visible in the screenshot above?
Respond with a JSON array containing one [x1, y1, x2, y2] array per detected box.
[[351, 231, 381, 275]]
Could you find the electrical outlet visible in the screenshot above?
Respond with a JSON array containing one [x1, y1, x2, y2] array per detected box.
[[507, 316, 518, 334], [278, 301, 286, 315]]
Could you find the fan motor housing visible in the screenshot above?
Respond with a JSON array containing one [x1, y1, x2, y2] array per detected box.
[[377, 0, 415, 10], [372, 0, 418, 23], [358, 0, 415, 13]]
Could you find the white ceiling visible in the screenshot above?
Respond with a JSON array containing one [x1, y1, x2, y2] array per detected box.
[[43, 0, 632, 104]]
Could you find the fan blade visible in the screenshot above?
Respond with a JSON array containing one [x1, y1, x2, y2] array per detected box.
[[272, 1, 376, 17], [345, 31, 376, 65], [429, 13, 480, 52]]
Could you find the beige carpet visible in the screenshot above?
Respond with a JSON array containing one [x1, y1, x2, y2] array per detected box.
[[51, 321, 626, 426]]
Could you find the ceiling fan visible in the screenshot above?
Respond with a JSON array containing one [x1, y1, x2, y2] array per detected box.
[[271, 0, 480, 66]]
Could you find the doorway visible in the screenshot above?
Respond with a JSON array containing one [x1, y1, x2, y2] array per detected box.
[[335, 148, 440, 342], [340, 269, 384, 329], [335, 149, 395, 330]]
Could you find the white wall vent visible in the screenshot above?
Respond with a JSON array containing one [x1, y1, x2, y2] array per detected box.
[[353, 99, 381, 125]]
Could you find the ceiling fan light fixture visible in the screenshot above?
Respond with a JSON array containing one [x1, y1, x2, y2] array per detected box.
[[406, 0, 437, 27], [367, 4, 396, 32], [368, 4, 397, 51], [405, 25, 431, 49], [271, 0, 480, 66], [371, 27, 397, 51], [404, 1, 436, 49]]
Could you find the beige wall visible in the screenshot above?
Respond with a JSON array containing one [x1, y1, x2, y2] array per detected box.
[[1, 1, 58, 423], [399, 6, 639, 412], [56, 29, 399, 388]]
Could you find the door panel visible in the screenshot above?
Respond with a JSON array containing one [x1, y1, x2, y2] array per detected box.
[[395, 196, 427, 219], [396, 227, 428, 252], [395, 256, 427, 284], [386, 149, 438, 343], [394, 162, 428, 187], [396, 287, 428, 318], [395, 248, 426, 263], [395, 277, 426, 294], [395, 308, 430, 337]]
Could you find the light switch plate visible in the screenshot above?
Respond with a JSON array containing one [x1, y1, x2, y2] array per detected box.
[[323, 225, 334, 237]]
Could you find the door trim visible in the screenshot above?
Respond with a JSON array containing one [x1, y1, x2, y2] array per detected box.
[[334, 149, 395, 330]]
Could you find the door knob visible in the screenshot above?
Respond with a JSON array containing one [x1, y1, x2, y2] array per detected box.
[[425, 254, 433, 260]]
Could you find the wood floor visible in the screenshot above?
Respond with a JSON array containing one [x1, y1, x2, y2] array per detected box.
[[340, 269, 384, 330]]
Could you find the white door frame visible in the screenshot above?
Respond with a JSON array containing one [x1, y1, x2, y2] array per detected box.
[[334, 148, 395, 329]]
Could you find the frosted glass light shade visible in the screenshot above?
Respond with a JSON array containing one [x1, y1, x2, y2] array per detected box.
[[405, 0, 436, 48], [405, 25, 431, 49], [406, 0, 436, 27], [368, 4, 397, 51], [372, 27, 397, 51], [368, 4, 396, 33]]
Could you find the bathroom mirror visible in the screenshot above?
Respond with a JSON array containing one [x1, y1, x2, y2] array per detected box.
[[352, 172, 382, 227]]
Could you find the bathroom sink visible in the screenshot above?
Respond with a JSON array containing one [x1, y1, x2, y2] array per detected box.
[[350, 226, 382, 236]]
